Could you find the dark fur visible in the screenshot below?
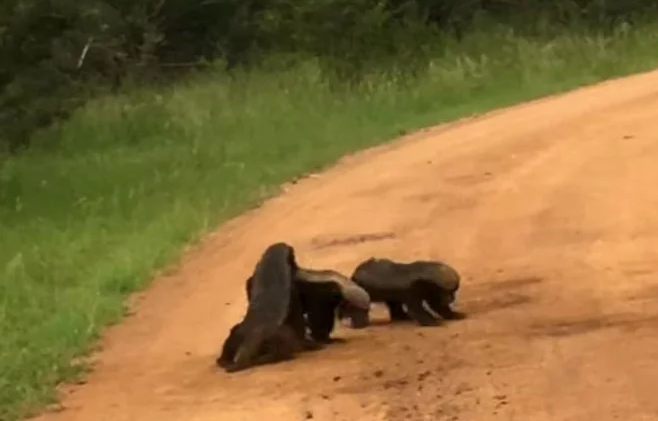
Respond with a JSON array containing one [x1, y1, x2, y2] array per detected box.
[[247, 268, 346, 344], [216, 321, 311, 371], [296, 279, 345, 343], [217, 242, 319, 373], [294, 267, 370, 344], [339, 258, 465, 328], [244, 271, 324, 349], [247, 266, 370, 344]]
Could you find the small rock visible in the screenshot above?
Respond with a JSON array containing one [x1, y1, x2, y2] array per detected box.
[[304, 410, 313, 419], [51, 404, 66, 413], [333, 376, 341, 382], [373, 370, 384, 378], [417, 370, 431, 381]]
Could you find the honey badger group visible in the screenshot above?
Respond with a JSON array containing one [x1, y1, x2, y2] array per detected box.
[[216, 242, 465, 373]]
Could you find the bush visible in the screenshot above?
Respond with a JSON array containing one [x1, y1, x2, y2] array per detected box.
[[2, 0, 658, 152]]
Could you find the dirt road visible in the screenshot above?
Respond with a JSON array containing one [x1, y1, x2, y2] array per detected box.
[[31, 70, 658, 421]]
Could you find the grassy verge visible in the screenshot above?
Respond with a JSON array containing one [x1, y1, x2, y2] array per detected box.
[[2, 20, 658, 421]]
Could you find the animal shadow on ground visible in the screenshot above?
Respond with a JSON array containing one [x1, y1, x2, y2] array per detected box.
[[319, 337, 349, 345], [344, 313, 416, 329], [348, 275, 543, 328], [525, 312, 658, 338], [336, 305, 402, 330], [459, 275, 543, 317]]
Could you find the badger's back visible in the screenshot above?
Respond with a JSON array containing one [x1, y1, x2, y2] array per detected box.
[[241, 243, 295, 329]]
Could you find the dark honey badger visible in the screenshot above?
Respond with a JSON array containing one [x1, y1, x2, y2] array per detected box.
[[246, 265, 371, 344], [296, 268, 370, 343], [339, 258, 465, 327], [216, 242, 318, 373]]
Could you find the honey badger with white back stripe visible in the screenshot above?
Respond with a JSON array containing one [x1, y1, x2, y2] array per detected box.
[[246, 265, 371, 343], [295, 267, 370, 343], [338, 258, 465, 327], [217, 242, 320, 373]]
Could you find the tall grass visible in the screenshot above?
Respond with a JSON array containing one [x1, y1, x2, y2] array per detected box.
[[2, 20, 658, 421]]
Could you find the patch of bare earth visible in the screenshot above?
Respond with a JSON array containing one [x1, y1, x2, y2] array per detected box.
[[31, 70, 658, 421]]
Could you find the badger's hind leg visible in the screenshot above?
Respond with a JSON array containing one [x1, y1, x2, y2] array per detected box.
[[307, 304, 337, 343], [385, 300, 411, 322], [287, 289, 323, 351], [289, 311, 324, 352]]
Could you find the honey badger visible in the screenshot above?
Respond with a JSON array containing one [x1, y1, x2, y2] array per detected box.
[[295, 267, 370, 343], [217, 242, 317, 373], [246, 265, 371, 344], [338, 257, 465, 327]]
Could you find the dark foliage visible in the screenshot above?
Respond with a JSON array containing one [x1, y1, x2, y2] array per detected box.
[[1, 0, 655, 152]]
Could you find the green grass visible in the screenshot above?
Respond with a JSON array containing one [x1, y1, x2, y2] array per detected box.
[[2, 19, 658, 421]]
